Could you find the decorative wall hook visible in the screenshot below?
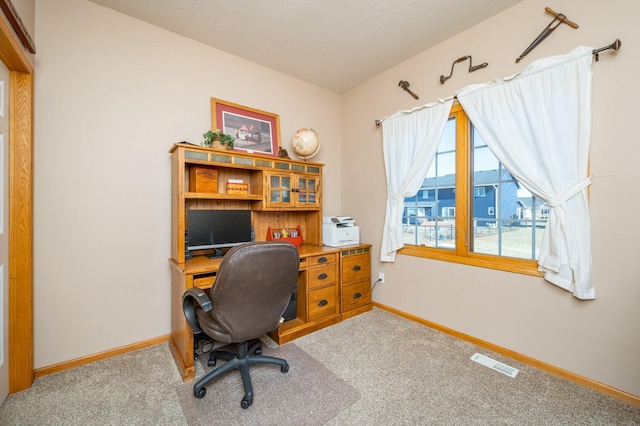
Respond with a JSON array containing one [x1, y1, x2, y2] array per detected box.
[[515, 7, 579, 64], [440, 56, 488, 84], [398, 80, 419, 99]]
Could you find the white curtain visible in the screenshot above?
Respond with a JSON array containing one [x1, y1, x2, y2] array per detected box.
[[457, 46, 595, 299], [380, 98, 454, 262]]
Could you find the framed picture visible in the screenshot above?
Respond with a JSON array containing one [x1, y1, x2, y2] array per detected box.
[[211, 98, 281, 157]]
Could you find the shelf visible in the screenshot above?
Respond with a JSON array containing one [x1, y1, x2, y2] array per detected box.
[[185, 192, 262, 201], [172, 142, 324, 174]]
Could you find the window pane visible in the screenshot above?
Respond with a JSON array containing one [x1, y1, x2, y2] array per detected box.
[[282, 177, 291, 189], [471, 127, 545, 259], [403, 117, 456, 250]]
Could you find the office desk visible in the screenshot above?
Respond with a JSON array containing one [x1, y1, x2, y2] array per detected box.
[[169, 243, 371, 381]]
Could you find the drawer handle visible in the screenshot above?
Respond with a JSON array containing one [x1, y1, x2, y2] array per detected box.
[[318, 299, 328, 307], [353, 292, 362, 299], [352, 265, 361, 271], [317, 257, 328, 263], [317, 273, 328, 280]]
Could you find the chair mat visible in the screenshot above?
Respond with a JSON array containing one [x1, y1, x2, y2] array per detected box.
[[175, 342, 361, 425]]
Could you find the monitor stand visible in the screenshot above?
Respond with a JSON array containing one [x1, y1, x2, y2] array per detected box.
[[206, 248, 225, 259]]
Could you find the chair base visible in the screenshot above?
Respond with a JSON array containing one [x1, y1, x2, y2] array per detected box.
[[193, 340, 289, 409]]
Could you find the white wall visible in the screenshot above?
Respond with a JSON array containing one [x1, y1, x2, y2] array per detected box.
[[342, 0, 640, 397], [33, 0, 341, 367]]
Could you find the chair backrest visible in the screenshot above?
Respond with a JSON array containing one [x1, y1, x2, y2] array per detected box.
[[208, 241, 300, 342]]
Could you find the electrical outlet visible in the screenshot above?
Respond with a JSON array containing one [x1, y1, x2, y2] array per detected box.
[[378, 272, 385, 283]]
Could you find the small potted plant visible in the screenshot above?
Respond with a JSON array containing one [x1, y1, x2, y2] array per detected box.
[[202, 129, 235, 150]]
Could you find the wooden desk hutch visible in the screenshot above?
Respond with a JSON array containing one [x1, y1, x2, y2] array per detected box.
[[169, 143, 372, 381]]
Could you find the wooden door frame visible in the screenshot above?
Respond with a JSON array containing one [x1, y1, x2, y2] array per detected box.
[[0, 13, 34, 392]]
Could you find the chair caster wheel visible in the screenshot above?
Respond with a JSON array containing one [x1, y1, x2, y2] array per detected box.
[[194, 387, 206, 399], [255, 347, 262, 355], [241, 397, 252, 409], [281, 363, 289, 373]]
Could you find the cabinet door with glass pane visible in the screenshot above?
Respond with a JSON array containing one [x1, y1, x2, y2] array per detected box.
[[265, 171, 320, 209], [266, 171, 293, 208], [296, 174, 320, 209]]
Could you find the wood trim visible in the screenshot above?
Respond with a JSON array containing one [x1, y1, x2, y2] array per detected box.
[[0, 0, 35, 54], [0, 4, 34, 394], [8, 70, 33, 393], [398, 244, 544, 277], [0, 4, 32, 73], [373, 302, 640, 407], [34, 335, 170, 378]]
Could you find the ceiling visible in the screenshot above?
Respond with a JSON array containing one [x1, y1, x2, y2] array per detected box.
[[88, 0, 523, 93]]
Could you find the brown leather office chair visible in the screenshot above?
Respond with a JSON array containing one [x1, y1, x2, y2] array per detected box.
[[182, 241, 299, 409]]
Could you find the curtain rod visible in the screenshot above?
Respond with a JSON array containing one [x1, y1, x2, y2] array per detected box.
[[374, 97, 455, 127], [592, 38, 621, 61], [374, 39, 622, 127]]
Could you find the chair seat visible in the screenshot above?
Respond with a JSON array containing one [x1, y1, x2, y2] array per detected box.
[[195, 307, 234, 344]]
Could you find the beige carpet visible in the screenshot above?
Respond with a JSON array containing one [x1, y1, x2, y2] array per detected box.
[[176, 342, 360, 425], [0, 344, 186, 425], [1, 308, 638, 425]]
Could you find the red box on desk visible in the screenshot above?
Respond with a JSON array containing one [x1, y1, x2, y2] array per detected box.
[[266, 226, 303, 247]]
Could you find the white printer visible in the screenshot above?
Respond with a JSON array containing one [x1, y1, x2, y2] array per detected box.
[[322, 216, 360, 247]]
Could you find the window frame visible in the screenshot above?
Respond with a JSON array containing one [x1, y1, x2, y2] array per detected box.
[[398, 103, 543, 277]]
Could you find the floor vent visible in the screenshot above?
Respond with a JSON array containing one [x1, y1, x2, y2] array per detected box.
[[471, 353, 519, 378]]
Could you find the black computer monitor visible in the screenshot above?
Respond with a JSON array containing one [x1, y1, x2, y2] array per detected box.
[[186, 209, 252, 251]]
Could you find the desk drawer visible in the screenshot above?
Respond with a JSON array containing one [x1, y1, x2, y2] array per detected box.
[[342, 254, 371, 285], [298, 257, 308, 270], [307, 285, 338, 322], [308, 264, 337, 289], [193, 273, 216, 288], [341, 280, 371, 313], [308, 253, 337, 267]]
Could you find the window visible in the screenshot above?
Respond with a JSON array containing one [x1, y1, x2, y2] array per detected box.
[[401, 104, 545, 276], [442, 207, 455, 218]]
